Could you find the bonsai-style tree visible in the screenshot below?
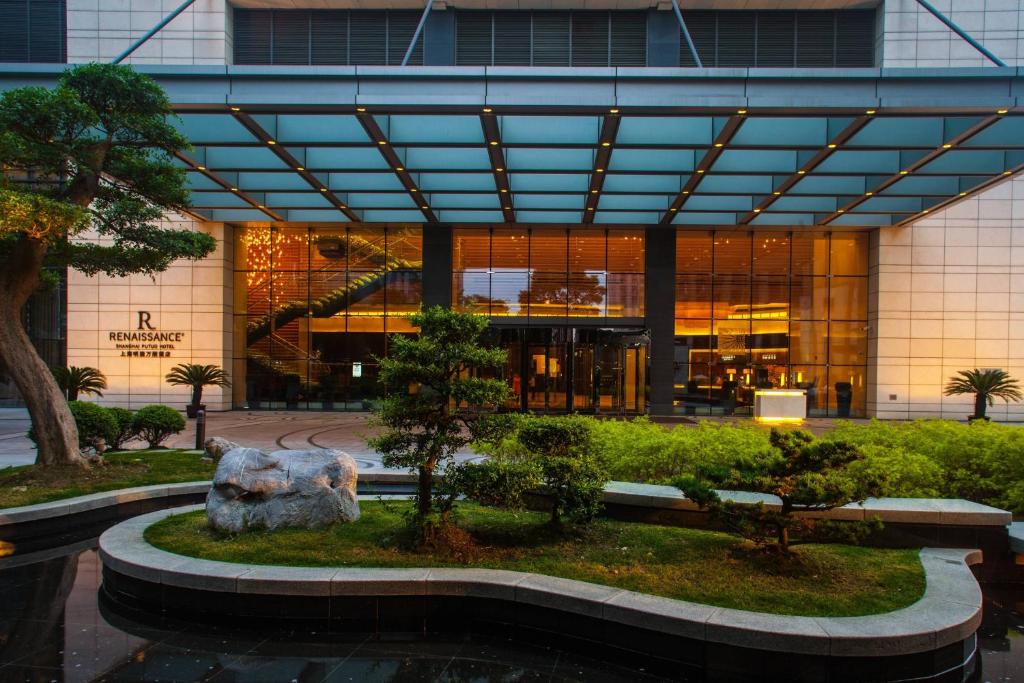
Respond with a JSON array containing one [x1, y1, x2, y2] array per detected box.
[[165, 363, 231, 418], [51, 366, 107, 401], [944, 368, 1022, 421], [368, 306, 510, 545], [674, 429, 884, 553], [0, 63, 215, 466]]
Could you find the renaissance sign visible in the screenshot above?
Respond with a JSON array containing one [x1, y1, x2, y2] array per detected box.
[[109, 311, 186, 358]]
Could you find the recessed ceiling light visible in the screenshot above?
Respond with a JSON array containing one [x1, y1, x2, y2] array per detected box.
[[753, 208, 761, 213], [296, 166, 304, 171], [490, 141, 499, 146], [899, 170, 909, 175], [942, 143, 952, 149], [421, 205, 428, 209], [737, 109, 747, 115], [838, 209, 845, 213], [483, 107, 492, 113], [587, 207, 594, 211], [257, 205, 265, 209], [696, 169, 705, 174], [596, 168, 604, 173], [500, 188, 508, 193], [230, 187, 238, 192], [601, 142, 611, 147], [997, 109, 1008, 114], [410, 188, 418, 192], [609, 108, 619, 114], [197, 165, 206, 171], [267, 140, 276, 145], [504, 206, 511, 209], [865, 192, 873, 196], [959, 191, 967, 196], [797, 170, 806, 175], [827, 144, 837, 149], [682, 190, 690, 195], [714, 143, 723, 148], [495, 167, 504, 172], [230, 106, 240, 112], [378, 140, 387, 145], [396, 167, 404, 171], [591, 189, 598, 193], [319, 188, 327, 192], [922, 209, 929, 213], [356, 107, 366, 112], [865, 109, 876, 115], [1004, 170, 1013, 175], [773, 191, 781, 196]]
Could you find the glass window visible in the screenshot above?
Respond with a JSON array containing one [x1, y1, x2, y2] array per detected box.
[[570, 229, 606, 272], [790, 277, 829, 321], [608, 229, 645, 273], [234, 225, 422, 411], [714, 232, 751, 274], [789, 321, 827, 364], [675, 275, 713, 319], [830, 232, 869, 276], [529, 227, 567, 272], [752, 233, 790, 275], [676, 231, 713, 273], [829, 276, 868, 321], [791, 233, 829, 275], [828, 321, 868, 365], [453, 228, 491, 271]]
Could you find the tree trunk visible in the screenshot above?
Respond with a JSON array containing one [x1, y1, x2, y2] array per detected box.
[[193, 384, 202, 407], [778, 524, 789, 553], [974, 393, 987, 420], [0, 237, 86, 466], [418, 462, 433, 517]]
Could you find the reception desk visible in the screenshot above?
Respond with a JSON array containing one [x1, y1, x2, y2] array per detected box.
[[753, 389, 807, 424]]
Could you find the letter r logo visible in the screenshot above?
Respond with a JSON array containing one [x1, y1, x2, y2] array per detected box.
[[138, 311, 155, 330]]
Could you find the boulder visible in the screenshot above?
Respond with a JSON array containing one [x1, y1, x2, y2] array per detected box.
[[206, 447, 360, 533], [204, 436, 241, 459]]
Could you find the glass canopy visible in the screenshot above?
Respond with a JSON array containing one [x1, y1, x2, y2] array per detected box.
[[174, 110, 1024, 226]]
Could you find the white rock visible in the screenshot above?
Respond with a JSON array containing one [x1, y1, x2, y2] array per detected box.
[[206, 448, 360, 532]]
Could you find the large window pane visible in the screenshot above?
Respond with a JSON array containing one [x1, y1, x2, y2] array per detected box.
[[790, 321, 827, 365], [714, 232, 751, 274], [830, 276, 868, 320], [712, 275, 750, 320], [453, 228, 491, 271], [568, 271, 606, 317], [790, 277, 829, 320], [676, 231, 713, 273], [675, 275, 713, 319], [608, 229, 645, 273], [828, 366, 866, 417], [529, 227, 567, 272], [791, 233, 829, 275], [828, 321, 868, 365], [830, 232, 869, 276], [608, 273, 644, 317], [752, 233, 790, 275], [570, 229, 606, 272]]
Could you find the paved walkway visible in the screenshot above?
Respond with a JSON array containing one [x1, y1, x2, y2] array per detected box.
[[0, 408, 871, 470]]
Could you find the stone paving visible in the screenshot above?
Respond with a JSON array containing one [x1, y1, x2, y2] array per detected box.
[[0, 407, 870, 470]]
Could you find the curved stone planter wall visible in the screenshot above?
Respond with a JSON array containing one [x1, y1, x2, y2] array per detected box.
[[98, 506, 983, 683]]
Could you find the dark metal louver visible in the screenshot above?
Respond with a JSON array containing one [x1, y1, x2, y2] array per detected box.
[[234, 9, 273, 65], [456, 11, 492, 65], [836, 9, 876, 67], [756, 12, 795, 67], [0, 0, 65, 62], [273, 11, 310, 66], [796, 12, 835, 67], [349, 11, 387, 65], [493, 11, 531, 65], [571, 12, 608, 67], [311, 10, 347, 65], [679, 11, 716, 67], [717, 11, 755, 67], [387, 11, 423, 65], [532, 12, 571, 66], [610, 12, 646, 67]]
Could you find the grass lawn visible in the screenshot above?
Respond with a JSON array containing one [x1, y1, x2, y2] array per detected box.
[[0, 450, 214, 509], [146, 502, 925, 617]]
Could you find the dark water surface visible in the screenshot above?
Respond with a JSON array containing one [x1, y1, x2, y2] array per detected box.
[[1, 541, 1021, 683]]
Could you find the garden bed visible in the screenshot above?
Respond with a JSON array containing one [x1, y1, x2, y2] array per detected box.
[[145, 501, 925, 617], [0, 450, 214, 508]]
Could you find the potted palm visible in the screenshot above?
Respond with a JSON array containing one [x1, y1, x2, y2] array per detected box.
[[165, 363, 232, 418], [943, 368, 1022, 421], [51, 366, 107, 401]]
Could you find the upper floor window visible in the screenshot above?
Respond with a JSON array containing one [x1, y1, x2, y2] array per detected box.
[[0, 0, 66, 63]]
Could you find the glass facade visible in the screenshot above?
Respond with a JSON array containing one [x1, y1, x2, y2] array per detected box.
[[233, 225, 422, 410], [674, 231, 868, 417], [452, 227, 645, 319]]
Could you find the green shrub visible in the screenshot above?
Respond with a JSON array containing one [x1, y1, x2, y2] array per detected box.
[[68, 401, 119, 450], [451, 458, 542, 510], [517, 415, 607, 527], [131, 405, 185, 448], [106, 407, 138, 450]]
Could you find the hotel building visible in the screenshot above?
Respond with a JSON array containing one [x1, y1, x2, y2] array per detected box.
[[1, 0, 1023, 420]]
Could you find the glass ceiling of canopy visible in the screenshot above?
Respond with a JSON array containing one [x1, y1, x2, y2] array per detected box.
[[171, 110, 1024, 227]]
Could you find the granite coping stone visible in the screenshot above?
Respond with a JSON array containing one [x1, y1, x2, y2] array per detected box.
[[98, 505, 985, 658], [6, 478, 1011, 527]]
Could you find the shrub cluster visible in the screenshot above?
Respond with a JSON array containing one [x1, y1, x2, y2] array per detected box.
[[473, 416, 1024, 513], [27, 402, 187, 452], [458, 414, 608, 528]]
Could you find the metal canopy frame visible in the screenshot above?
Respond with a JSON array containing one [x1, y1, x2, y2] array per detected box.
[[1, 65, 1021, 227]]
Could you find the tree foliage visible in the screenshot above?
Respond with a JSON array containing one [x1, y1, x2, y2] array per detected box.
[[165, 363, 231, 407], [131, 404, 185, 448], [0, 63, 216, 467], [673, 429, 884, 553], [51, 366, 107, 401], [944, 368, 1023, 420], [367, 306, 511, 543]]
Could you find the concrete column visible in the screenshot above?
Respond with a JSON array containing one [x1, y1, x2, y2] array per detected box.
[[423, 9, 456, 66], [422, 224, 453, 308], [647, 9, 680, 68], [645, 226, 676, 416]]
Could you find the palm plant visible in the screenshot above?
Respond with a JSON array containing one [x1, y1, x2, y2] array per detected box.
[[51, 366, 107, 401], [165, 363, 231, 417], [944, 368, 1023, 421]]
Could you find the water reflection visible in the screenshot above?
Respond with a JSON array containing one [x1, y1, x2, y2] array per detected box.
[[978, 586, 1024, 683], [0, 548, 667, 682]]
